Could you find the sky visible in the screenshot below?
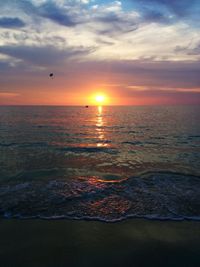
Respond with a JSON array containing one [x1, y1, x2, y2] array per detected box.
[[0, 0, 200, 105]]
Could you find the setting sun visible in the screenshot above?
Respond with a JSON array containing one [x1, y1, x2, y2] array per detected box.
[[95, 95, 105, 103], [89, 93, 109, 105]]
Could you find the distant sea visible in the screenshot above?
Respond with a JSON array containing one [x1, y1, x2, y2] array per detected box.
[[0, 106, 199, 221]]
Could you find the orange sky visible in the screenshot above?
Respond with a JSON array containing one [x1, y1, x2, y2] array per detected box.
[[1, 63, 199, 105]]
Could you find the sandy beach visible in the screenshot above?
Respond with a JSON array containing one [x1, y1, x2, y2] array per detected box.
[[0, 219, 200, 267]]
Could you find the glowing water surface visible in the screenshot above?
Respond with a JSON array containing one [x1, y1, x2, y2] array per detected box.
[[0, 106, 199, 221]]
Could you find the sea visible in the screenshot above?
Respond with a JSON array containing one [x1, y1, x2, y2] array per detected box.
[[0, 105, 199, 221]]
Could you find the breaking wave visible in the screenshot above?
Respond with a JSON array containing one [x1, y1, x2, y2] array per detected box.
[[0, 171, 199, 222]]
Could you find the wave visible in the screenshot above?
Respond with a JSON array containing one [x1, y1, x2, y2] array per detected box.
[[0, 142, 48, 148], [3, 213, 200, 222], [0, 171, 199, 222], [58, 146, 118, 154], [0, 141, 117, 154]]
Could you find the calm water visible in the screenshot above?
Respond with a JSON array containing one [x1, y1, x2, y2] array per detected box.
[[0, 106, 200, 221]]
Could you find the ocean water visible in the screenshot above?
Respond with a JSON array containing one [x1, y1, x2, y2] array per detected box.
[[0, 106, 200, 221]]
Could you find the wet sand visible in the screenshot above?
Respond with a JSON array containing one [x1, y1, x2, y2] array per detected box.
[[0, 219, 200, 267]]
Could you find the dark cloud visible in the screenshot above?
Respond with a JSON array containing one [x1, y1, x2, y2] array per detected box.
[[97, 24, 137, 36], [74, 60, 200, 89], [94, 12, 138, 36], [139, 0, 197, 16], [96, 13, 123, 24], [0, 0, 138, 32], [1, 47, 199, 90], [107, 85, 200, 104], [142, 10, 172, 24], [187, 44, 200, 55], [0, 0, 80, 27], [129, 0, 199, 26], [0, 17, 25, 28], [0, 45, 94, 66], [18, 0, 37, 14], [175, 43, 200, 56], [0, 60, 13, 71], [0, 0, 37, 16], [38, 2, 77, 27]]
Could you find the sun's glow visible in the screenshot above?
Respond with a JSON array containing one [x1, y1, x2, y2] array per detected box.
[[89, 93, 109, 105], [95, 95, 105, 103]]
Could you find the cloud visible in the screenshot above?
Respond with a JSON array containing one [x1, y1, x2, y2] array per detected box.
[[0, 17, 26, 28], [0, 45, 95, 66], [0, 0, 199, 105], [90, 2, 139, 36], [0, 58, 199, 105], [138, 0, 197, 17], [0, 92, 20, 97], [75, 60, 200, 89], [0, 0, 83, 27], [175, 43, 200, 56], [0, 1, 200, 92], [38, 2, 78, 27], [142, 10, 172, 24], [129, 0, 200, 28], [188, 44, 200, 55]]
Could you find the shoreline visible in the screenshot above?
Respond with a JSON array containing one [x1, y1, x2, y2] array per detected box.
[[0, 218, 200, 267], [2, 215, 200, 222]]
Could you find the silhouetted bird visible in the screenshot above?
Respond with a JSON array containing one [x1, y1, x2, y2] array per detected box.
[[85, 105, 89, 108], [49, 73, 54, 78]]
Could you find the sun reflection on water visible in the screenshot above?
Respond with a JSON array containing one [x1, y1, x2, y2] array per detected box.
[[96, 106, 108, 147]]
